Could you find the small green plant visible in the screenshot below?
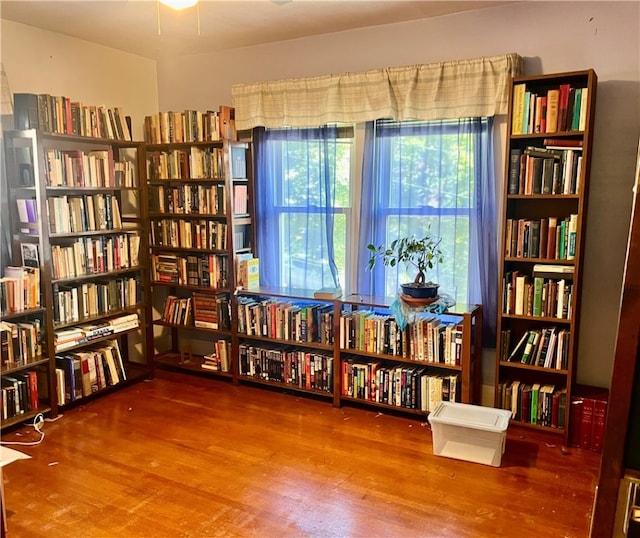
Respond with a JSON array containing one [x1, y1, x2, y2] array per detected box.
[[367, 233, 444, 286]]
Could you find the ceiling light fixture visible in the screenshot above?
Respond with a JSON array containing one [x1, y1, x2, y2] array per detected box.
[[157, 0, 200, 36], [159, 0, 198, 9]]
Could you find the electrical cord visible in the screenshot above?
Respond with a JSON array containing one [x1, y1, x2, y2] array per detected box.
[[1, 413, 46, 446]]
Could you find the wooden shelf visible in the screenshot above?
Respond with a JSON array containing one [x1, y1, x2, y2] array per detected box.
[[494, 69, 598, 442], [148, 139, 255, 381], [2, 129, 153, 428]]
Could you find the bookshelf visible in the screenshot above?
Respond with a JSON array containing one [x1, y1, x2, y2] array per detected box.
[[235, 287, 336, 400], [147, 133, 256, 377], [494, 70, 598, 441], [339, 295, 482, 415], [2, 129, 152, 427]]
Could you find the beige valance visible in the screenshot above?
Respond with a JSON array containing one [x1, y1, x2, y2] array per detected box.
[[232, 53, 522, 130]]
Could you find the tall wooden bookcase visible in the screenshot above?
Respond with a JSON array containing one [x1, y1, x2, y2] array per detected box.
[[494, 70, 598, 442], [147, 137, 256, 376], [1, 129, 153, 428]]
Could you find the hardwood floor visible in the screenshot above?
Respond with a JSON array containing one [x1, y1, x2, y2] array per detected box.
[[2, 371, 601, 538]]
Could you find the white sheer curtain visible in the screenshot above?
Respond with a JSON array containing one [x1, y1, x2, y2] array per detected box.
[[232, 53, 522, 130]]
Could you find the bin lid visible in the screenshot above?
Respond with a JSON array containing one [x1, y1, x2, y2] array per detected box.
[[428, 401, 511, 432]]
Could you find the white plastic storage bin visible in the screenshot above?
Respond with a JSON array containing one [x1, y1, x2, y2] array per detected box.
[[427, 401, 512, 467]]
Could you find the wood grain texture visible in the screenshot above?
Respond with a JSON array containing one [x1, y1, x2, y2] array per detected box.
[[2, 371, 600, 537]]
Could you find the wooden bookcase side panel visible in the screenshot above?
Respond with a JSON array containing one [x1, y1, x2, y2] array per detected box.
[[494, 70, 597, 441]]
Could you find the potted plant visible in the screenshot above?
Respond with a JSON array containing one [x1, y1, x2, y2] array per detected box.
[[367, 232, 444, 300]]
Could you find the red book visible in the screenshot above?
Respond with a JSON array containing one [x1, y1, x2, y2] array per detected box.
[[28, 370, 39, 410], [580, 397, 594, 450], [569, 398, 583, 447], [591, 399, 608, 452], [558, 83, 571, 131], [64, 97, 73, 135], [547, 217, 558, 259], [573, 384, 610, 452]]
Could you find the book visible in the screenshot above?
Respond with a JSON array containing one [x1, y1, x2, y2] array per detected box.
[[532, 263, 574, 277], [508, 148, 523, 194], [507, 331, 529, 362], [13, 92, 40, 130], [20, 243, 40, 268], [237, 257, 259, 290], [511, 84, 526, 135], [571, 384, 609, 452], [545, 89, 560, 133], [314, 287, 343, 300], [578, 88, 589, 130], [219, 105, 236, 141], [558, 83, 571, 131]]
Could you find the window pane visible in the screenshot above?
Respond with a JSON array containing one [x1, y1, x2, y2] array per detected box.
[[279, 212, 347, 289], [370, 120, 475, 305], [275, 139, 351, 209]]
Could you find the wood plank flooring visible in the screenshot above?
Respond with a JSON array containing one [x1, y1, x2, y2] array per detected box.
[[1, 371, 601, 537]]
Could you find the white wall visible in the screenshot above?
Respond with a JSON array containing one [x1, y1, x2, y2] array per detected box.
[[0, 19, 159, 140], [158, 1, 640, 391]]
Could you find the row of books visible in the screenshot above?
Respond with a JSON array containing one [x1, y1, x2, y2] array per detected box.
[[192, 292, 231, 329], [53, 313, 139, 352], [508, 144, 583, 195], [342, 359, 458, 412], [239, 344, 333, 393], [45, 148, 109, 188], [497, 380, 566, 428], [148, 183, 226, 215], [146, 147, 225, 180], [143, 106, 235, 144], [569, 385, 609, 453], [150, 253, 229, 289], [234, 226, 251, 251], [55, 339, 127, 404], [407, 316, 463, 365], [46, 193, 122, 234], [233, 184, 249, 215], [504, 215, 578, 261], [511, 83, 588, 135], [52, 277, 138, 325], [1, 266, 40, 313], [15, 198, 38, 235], [45, 149, 137, 189], [1, 319, 42, 367], [237, 297, 335, 345], [503, 270, 573, 319], [340, 310, 406, 357], [51, 233, 140, 280], [1, 370, 40, 420], [159, 292, 231, 330], [150, 219, 227, 250], [14, 92, 132, 140], [201, 339, 232, 373], [501, 327, 570, 370]]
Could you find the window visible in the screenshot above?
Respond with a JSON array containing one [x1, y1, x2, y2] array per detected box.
[[255, 118, 497, 340], [253, 126, 353, 290], [357, 118, 497, 339]]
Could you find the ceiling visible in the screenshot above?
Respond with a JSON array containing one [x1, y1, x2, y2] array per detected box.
[[0, 1, 514, 60]]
